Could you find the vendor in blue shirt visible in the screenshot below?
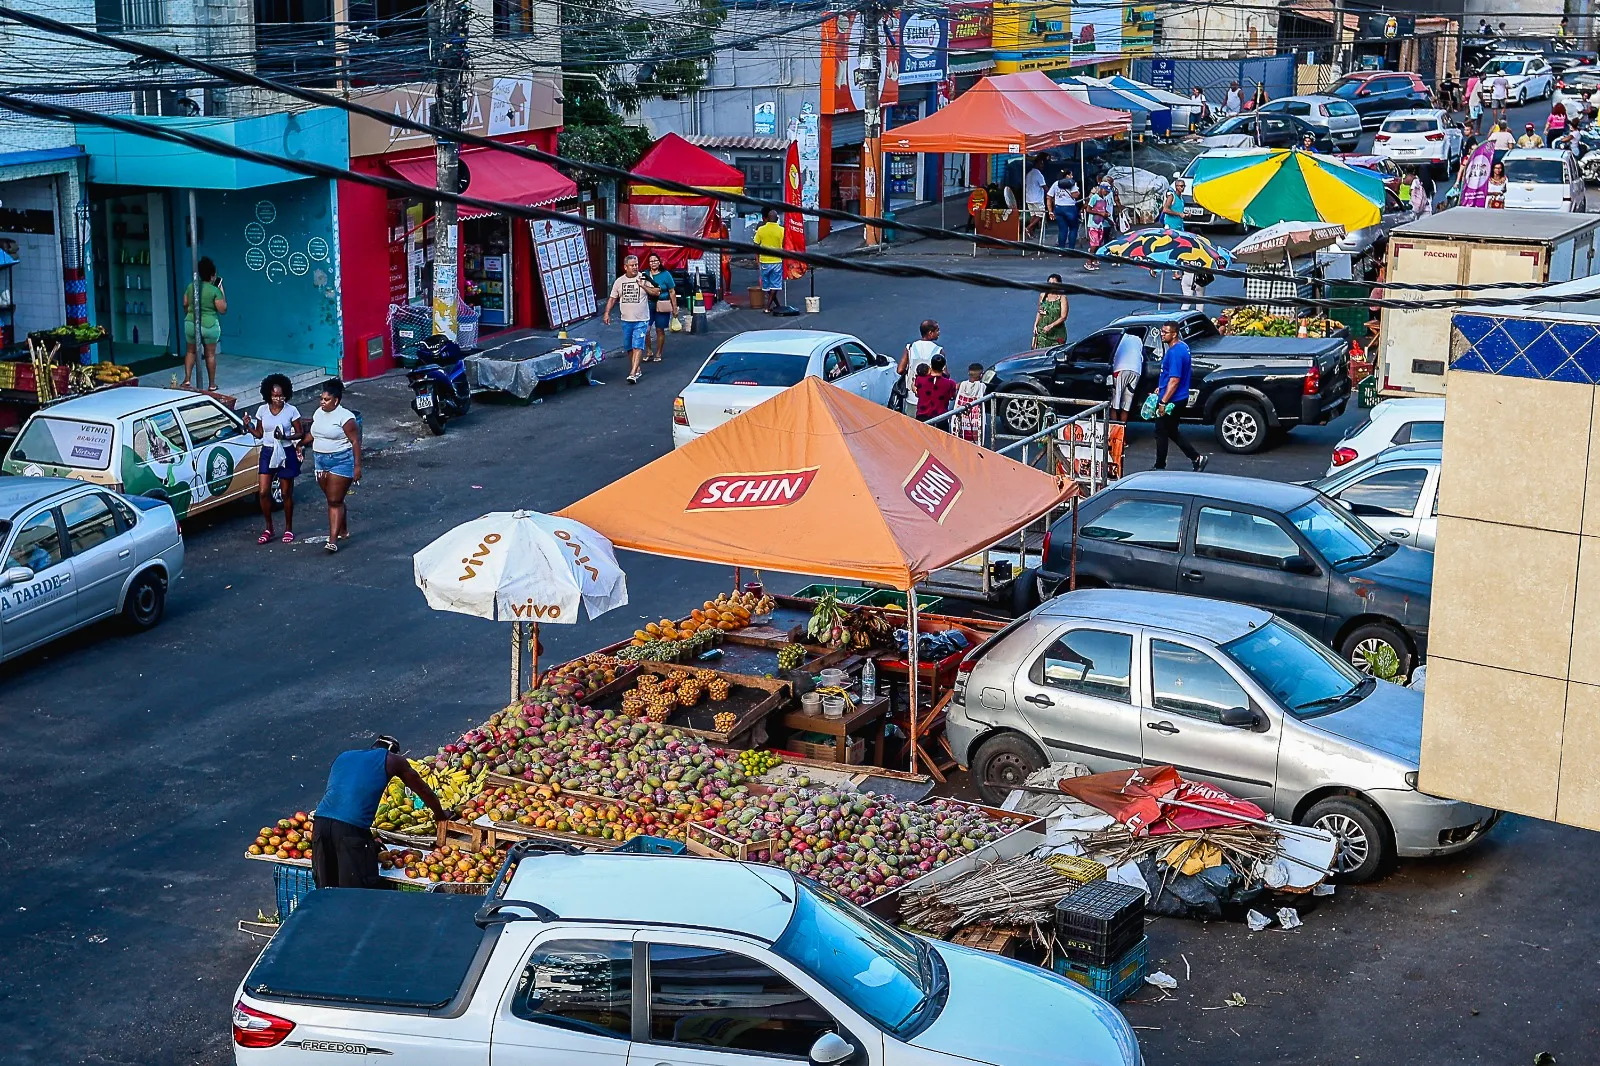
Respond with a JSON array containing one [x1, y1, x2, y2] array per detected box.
[[1153, 321, 1208, 472], [312, 736, 454, 889]]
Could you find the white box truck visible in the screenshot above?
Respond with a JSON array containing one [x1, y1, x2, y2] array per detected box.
[[1378, 208, 1600, 397]]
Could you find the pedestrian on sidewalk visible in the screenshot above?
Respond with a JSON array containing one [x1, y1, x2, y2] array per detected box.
[[180, 256, 226, 391], [1084, 182, 1113, 268], [1224, 81, 1243, 116], [954, 363, 987, 443], [1490, 72, 1509, 127], [1179, 267, 1211, 313], [244, 373, 302, 545], [915, 354, 958, 424], [312, 736, 454, 889], [301, 378, 361, 553], [897, 319, 942, 413], [753, 207, 786, 312], [1466, 73, 1482, 126], [644, 252, 677, 363], [1033, 274, 1069, 349], [1152, 321, 1207, 472], [1047, 173, 1081, 250], [1517, 123, 1545, 149], [602, 254, 655, 384]]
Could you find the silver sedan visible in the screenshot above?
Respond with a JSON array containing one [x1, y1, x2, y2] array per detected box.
[[948, 588, 1498, 881], [0, 476, 183, 662]]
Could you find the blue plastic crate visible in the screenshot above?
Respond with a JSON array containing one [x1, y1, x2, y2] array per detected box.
[[614, 835, 687, 855], [273, 863, 316, 919], [1051, 936, 1148, 1003]]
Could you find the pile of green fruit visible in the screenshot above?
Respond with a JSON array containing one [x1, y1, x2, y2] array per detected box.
[[738, 749, 782, 775], [778, 643, 806, 671], [616, 630, 722, 663]]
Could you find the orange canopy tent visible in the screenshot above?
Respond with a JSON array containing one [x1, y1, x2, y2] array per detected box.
[[557, 376, 1076, 589], [884, 71, 1131, 154]]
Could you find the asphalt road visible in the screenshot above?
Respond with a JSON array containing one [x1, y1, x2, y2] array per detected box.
[[0, 251, 1594, 1066]]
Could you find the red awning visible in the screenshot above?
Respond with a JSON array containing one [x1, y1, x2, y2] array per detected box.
[[387, 147, 577, 221]]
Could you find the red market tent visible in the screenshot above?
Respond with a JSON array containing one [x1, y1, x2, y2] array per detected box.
[[884, 71, 1131, 154], [623, 133, 745, 276]]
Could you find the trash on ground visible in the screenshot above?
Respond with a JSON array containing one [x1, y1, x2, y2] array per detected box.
[[1276, 907, 1303, 930], [1246, 909, 1272, 931], [1145, 970, 1179, 990]]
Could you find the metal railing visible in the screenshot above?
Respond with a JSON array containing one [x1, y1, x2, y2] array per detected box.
[[919, 391, 1114, 602]]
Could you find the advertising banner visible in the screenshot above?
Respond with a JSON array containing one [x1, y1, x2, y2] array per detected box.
[[1070, 0, 1125, 65], [820, 11, 900, 114], [948, 1, 993, 50], [899, 12, 948, 85], [783, 140, 808, 281]]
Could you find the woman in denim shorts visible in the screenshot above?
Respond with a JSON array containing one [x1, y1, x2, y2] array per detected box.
[[301, 378, 362, 553]]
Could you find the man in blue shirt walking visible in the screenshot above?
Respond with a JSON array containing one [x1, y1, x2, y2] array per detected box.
[[312, 736, 454, 889], [1154, 321, 1208, 472]]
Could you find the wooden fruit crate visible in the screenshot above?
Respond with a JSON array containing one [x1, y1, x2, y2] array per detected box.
[[787, 733, 866, 765], [684, 821, 775, 863], [951, 922, 1021, 958], [594, 662, 791, 746]]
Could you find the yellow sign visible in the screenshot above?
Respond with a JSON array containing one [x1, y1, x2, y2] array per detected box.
[[994, 52, 1079, 73], [992, 0, 1073, 51]]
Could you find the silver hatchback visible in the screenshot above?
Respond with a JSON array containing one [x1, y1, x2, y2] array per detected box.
[[1257, 94, 1363, 149], [948, 589, 1498, 880], [0, 477, 183, 662]]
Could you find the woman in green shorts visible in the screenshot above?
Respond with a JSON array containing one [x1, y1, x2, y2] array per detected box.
[[182, 256, 227, 390]]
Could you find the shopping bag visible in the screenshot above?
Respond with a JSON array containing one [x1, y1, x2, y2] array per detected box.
[[669, 315, 684, 333], [1140, 393, 1162, 421]]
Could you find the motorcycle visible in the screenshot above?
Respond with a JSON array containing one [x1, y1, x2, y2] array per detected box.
[[407, 334, 471, 435]]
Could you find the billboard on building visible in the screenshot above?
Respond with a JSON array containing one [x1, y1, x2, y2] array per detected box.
[[348, 76, 561, 157], [948, 1, 994, 50], [820, 11, 900, 114], [1071, 0, 1125, 64], [899, 12, 949, 85]]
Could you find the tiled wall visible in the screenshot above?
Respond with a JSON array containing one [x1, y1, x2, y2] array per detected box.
[[1423, 320, 1600, 828]]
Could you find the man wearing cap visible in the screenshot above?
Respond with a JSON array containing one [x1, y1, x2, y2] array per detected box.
[[1517, 123, 1545, 148], [312, 736, 454, 889]]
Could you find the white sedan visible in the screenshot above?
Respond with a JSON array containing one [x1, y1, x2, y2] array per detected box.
[[1503, 148, 1588, 212], [1478, 54, 1556, 105], [673, 329, 898, 448], [1371, 109, 1463, 175]]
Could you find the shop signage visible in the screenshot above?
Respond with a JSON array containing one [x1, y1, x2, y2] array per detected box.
[[530, 218, 597, 329], [948, 2, 993, 50], [1124, 4, 1156, 56], [899, 13, 948, 85], [903, 453, 962, 523], [1358, 13, 1413, 40], [347, 75, 561, 158], [1150, 57, 1176, 89], [686, 468, 820, 511], [820, 11, 899, 114]]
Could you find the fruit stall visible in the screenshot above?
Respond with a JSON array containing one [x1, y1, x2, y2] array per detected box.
[[0, 325, 134, 444]]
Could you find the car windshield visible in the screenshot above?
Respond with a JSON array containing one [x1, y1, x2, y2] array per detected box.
[[1505, 158, 1566, 183], [1327, 100, 1358, 116], [695, 350, 809, 387], [1329, 80, 1362, 98], [1222, 620, 1369, 718], [1286, 498, 1385, 565], [1483, 60, 1526, 74], [8, 416, 115, 471], [772, 881, 930, 1036], [1384, 117, 1438, 133], [1202, 116, 1248, 136]]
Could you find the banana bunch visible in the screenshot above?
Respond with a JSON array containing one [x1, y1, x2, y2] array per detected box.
[[373, 761, 482, 833]]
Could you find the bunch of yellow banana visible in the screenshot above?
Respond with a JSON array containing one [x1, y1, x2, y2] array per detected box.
[[372, 762, 484, 833]]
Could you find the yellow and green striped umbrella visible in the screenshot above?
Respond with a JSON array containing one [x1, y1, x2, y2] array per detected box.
[[1189, 149, 1384, 231]]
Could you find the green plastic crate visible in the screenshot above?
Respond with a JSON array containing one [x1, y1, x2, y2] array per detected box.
[[857, 589, 943, 613], [793, 583, 873, 603]]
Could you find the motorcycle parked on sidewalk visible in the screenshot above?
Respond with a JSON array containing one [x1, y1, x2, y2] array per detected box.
[[408, 334, 472, 435]]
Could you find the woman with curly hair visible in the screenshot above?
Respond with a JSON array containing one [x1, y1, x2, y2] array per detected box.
[[242, 373, 303, 543]]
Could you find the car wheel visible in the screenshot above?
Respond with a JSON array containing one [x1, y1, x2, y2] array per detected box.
[[1300, 796, 1389, 882], [1518, 88, 1527, 106], [1340, 621, 1413, 677], [1213, 399, 1268, 454], [972, 733, 1048, 805], [1011, 567, 1041, 616], [123, 569, 167, 631], [999, 388, 1048, 436]]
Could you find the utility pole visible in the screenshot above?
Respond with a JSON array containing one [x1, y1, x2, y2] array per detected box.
[[860, 2, 884, 247], [431, 0, 469, 341]]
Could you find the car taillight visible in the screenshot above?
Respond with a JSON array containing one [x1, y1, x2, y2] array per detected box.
[[1332, 446, 1358, 466], [1425, 131, 1444, 141], [1303, 364, 1320, 396], [1374, 133, 1390, 142], [672, 397, 689, 426], [1041, 529, 1053, 564], [1319, 103, 1331, 116], [233, 1002, 294, 1049], [953, 657, 975, 705]]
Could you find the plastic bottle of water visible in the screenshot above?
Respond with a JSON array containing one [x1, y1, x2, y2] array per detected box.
[[861, 658, 877, 703]]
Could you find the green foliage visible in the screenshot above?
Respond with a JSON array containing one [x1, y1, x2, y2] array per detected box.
[[561, 0, 727, 113], [557, 123, 655, 170], [1360, 643, 1402, 681]]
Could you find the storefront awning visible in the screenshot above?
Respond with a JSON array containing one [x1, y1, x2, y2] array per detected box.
[[387, 148, 577, 221]]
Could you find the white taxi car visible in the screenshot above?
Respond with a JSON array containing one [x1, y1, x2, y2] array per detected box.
[[1503, 148, 1588, 212]]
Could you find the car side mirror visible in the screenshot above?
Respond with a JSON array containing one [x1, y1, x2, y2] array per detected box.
[[1219, 705, 1267, 731], [1281, 554, 1319, 575], [1, 565, 33, 588], [809, 1033, 857, 1066], [874, 353, 891, 367]]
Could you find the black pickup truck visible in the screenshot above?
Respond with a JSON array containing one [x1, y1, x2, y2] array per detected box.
[[984, 310, 1351, 454]]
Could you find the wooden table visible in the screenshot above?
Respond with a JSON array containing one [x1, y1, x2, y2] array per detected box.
[[782, 693, 889, 766]]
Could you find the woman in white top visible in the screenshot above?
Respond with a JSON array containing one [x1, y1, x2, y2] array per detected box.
[[243, 373, 303, 544], [299, 378, 361, 553]]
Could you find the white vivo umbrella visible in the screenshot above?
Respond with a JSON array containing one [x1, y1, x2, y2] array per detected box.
[[1230, 220, 1347, 264], [414, 510, 628, 696]]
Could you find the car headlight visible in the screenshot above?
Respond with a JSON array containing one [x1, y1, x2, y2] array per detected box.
[[1404, 771, 1419, 789], [982, 369, 998, 384]]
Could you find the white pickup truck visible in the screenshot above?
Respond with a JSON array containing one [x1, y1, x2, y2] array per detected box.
[[232, 844, 1141, 1066]]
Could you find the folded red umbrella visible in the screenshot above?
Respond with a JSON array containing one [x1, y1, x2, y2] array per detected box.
[[1059, 766, 1267, 836]]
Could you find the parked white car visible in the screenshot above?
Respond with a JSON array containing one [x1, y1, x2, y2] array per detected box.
[[1327, 396, 1444, 473], [1477, 54, 1557, 105], [673, 330, 898, 448], [1503, 148, 1588, 212], [1312, 441, 1441, 550], [232, 850, 1143, 1065], [1371, 110, 1463, 175]]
